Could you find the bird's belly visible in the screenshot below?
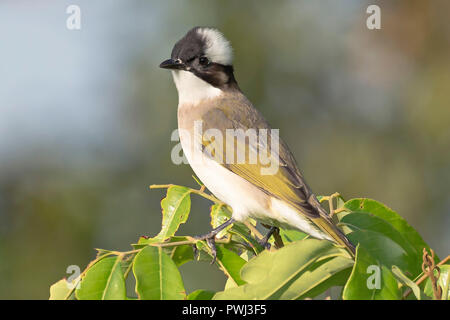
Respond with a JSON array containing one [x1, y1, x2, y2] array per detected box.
[[179, 132, 274, 222]]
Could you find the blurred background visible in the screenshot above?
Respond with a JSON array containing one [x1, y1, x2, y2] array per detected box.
[[0, 0, 449, 299]]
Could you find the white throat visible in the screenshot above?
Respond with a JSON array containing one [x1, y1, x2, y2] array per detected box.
[[171, 70, 222, 106]]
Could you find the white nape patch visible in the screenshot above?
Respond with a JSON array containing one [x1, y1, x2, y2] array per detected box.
[[197, 28, 233, 65], [270, 198, 333, 241], [171, 70, 222, 105]]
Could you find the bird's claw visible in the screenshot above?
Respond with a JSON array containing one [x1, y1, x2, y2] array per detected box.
[[192, 244, 199, 261], [191, 218, 235, 264], [258, 226, 279, 250], [206, 237, 217, 264], [193, 233, 218, 264]]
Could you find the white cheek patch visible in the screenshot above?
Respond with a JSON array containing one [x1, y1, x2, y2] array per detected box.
[[172, 70, 222, 105], [197, 28, 233, 66]]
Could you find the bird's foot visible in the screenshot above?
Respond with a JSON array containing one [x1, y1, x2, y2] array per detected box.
[[193, 234, 218, 264], [193, 218, 235, 264], [257, 226, 279, 250]]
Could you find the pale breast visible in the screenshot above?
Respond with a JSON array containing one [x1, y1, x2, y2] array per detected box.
[[177, 102, 273, 222]]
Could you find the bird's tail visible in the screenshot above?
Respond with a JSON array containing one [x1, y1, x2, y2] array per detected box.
[[311, 214, 356, 257]]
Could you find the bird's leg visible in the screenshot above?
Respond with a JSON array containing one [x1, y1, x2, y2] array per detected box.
[[192, 244, 199, 260], [272, 227, 284, 249], [193, 218, 235, 264], [258, 226, 279, 250]]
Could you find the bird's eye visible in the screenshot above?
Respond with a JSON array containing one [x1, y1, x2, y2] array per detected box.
[[199, 56, 209, 66]]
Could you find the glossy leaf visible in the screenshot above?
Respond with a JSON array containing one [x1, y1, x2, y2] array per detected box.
[[187, 289, 216, 300], [214, 239, 351, 300], [279, 256, 353, 300], [297, 267, 351, 300], [76, 256, 126, 300], [342, 245, 400, 300], [215, 245, 247, 286], [195, 241, 247, 286], [391, 265, 423, 300], [210, 204, 233, 238], [133, 246, 186, 300], [279, 228, 308, 243], [49, 279, 75, 300], [344, 199, 431, 256], [154, 186, 191, 241], [340, 212, 421, 276], [166, 244, 195, 267], [229, 222, 264, 254]]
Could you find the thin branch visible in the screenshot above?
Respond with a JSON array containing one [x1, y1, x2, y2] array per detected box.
[[403, 254, 450, 299], [319, 192, 341, 217], [149, 184, 225, 205], [244, 221, 264, 240]]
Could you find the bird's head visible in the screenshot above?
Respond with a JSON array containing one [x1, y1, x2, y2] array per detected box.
[[160, 27, 238, 104]]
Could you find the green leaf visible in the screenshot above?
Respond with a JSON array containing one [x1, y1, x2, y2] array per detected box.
[[215, 246, 247, 286], [240, 250, 254, 262], [342, 212, 417, 256], [223, 250, 254, 290], [193, 241, 216, 262], [214, 239, 351, 300], [187, 289, 216, 300], [279, 228, 308, 243], [423, 264, 450, 300], [139, 236, 195, 267], [344, 199, 431, 257], [229, 223, 264, 254], [342, 245, 401, 300], [165, 243, 195, 267], [297, 267, 351, 300], [49, 279, 76, 300], [340, 212, 421, 276], [194, 241, 246, 286], [280, 256, 354, 300], [391, 265, 423, 300], [76, 256, 126, 300], [133, 246, 186, 300], [154, 186, 191, 241]]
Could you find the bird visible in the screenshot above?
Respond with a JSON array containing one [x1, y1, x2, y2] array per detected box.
[[159, 27, 355, 259]]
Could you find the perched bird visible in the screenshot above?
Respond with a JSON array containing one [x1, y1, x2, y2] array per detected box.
[[160, 27, 355, 259]]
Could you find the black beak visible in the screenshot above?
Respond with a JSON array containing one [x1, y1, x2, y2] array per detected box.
[[159, 58, 185, 70]]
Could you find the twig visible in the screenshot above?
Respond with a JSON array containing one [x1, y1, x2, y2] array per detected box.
[[244, 221, 264, 240], [422, 249, 442, 299], [123, 255, 135, 279], [403, 253, 449, 299], [150, 184, 225, 205], [319, 192, 341, 217]]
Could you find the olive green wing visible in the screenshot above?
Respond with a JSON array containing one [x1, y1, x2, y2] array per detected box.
[[200, 98, 319, 218]]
